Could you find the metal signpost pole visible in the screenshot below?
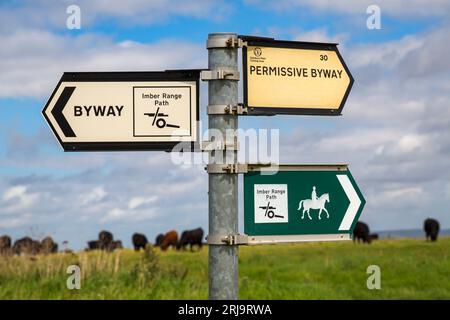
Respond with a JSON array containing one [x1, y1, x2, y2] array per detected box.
[[207, 33, 239, 300]]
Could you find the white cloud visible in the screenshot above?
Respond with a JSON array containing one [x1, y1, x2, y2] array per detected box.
[[128, 196, 158, 210], [385, 186, 424, 199], [0, 215, 33, 228], [106, 208, 126, 219], [249, 0, 450, 17], [0, 0, 231, 32], [3, 185, 27, 201], [347, 35, 424, 69], [102, 206, 159, 223], [397, 134, 425, 153], [0, 30, 205, 98], [1, 185, 40, 214], [294, 28, 347, 43], [161, 177, 204, 195], [81, 186, 107, 205]]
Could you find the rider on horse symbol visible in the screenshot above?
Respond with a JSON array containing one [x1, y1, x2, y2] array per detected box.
[[297, 186, 330, 220], [311, 186, 318, 206]]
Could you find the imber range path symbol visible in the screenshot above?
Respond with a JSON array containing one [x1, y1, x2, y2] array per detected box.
[[144, 107, 180, 129], [244, 165, 365, 238], [260, 202, 284, 219], [254, 184, 288, 224], [42, 71, 200, 151]]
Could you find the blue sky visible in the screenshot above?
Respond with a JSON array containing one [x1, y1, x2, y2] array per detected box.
[[1, 0, 450, 250]]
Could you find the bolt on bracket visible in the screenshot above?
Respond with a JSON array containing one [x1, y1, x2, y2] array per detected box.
[[206, 34, 247, 49], [207, 104, 248, 115], [205, 163, 248, 174], [206, 234, 249, 245], [201, 138, 239, 151], [201, 69, 240, 81]]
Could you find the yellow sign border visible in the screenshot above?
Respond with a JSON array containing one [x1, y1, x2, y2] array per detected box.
[[242, 38, 353, 116]]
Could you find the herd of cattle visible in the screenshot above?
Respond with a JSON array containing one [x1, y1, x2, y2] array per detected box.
[[353, 218, 440, 244], [132, 228, 204, 251], [0, 219, 442, 255], [0, 227, 204, 256], [0, 236, 58, 256]]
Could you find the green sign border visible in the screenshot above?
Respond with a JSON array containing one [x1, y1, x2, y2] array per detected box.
[[243, 165, 365, 237]]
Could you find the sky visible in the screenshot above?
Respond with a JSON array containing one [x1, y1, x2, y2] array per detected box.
[[0, 0, 449, 250]]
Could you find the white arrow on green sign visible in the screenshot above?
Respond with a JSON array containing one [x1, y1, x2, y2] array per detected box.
[[243, 164, 365, 243]]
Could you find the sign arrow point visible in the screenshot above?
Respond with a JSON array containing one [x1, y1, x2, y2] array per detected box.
[[52, 86, 76, 137], [337, 174, 362, 231]]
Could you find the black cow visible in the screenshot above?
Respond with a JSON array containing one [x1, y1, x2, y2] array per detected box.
[[132, 233, 148, 251], [109, 240, 123, 251], [155, 234, 164, 247], [368, 233, 379, 241], [353, 221, 371, 244], [40, 236, 58, 254], [13, 237, 41, 255], [87, 232, 122, 252], [424, 218, 440, 241], [0, 235, 11, 255], [99, 230, 114, 250], [177, 228, 204, 251], [87, 240, 100, 250]]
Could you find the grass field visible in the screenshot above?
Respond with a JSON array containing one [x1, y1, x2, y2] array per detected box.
[[0, 238, 449, 299]]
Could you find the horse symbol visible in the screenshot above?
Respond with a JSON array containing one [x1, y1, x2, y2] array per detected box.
[[297, 193, 330, 220]]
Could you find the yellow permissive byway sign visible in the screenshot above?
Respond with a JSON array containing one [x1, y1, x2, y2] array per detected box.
[[243, 40, 353, 115]]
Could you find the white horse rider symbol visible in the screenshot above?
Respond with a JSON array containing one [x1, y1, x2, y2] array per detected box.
[[259, 202, 284, 219], [297, 186, 330, 220]]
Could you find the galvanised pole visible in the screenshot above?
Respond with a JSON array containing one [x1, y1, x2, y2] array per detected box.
[[207, 32, 239, 300]]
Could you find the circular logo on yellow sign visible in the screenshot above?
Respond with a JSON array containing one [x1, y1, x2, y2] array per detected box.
[[253, 47, 262, 57]]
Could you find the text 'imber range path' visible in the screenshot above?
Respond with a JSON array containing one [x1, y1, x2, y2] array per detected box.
[[141, 92, 184, 106]]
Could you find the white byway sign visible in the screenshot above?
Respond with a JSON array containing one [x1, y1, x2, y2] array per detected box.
[[42, 71, 200, 151]]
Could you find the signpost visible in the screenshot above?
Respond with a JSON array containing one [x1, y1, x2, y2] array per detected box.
[[244, 165, 365, 243], [241, 36, 353, 115], [42, 33, 363, 301], [43, 70, 200, 151]]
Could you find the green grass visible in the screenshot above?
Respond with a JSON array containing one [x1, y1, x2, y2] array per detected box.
[[0, 238, 449, 299]]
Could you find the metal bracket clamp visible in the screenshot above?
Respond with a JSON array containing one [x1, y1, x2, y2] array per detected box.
[[205, 163, 248, 174], [207, 104, 248, 115], [201, 69, 240, 81], [206, 234, 249, 245], [201, 138, 239, 151], [206, 35, 247, 49]]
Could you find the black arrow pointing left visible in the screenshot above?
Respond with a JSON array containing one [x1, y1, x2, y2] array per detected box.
[[52, 86, 76, 137]]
